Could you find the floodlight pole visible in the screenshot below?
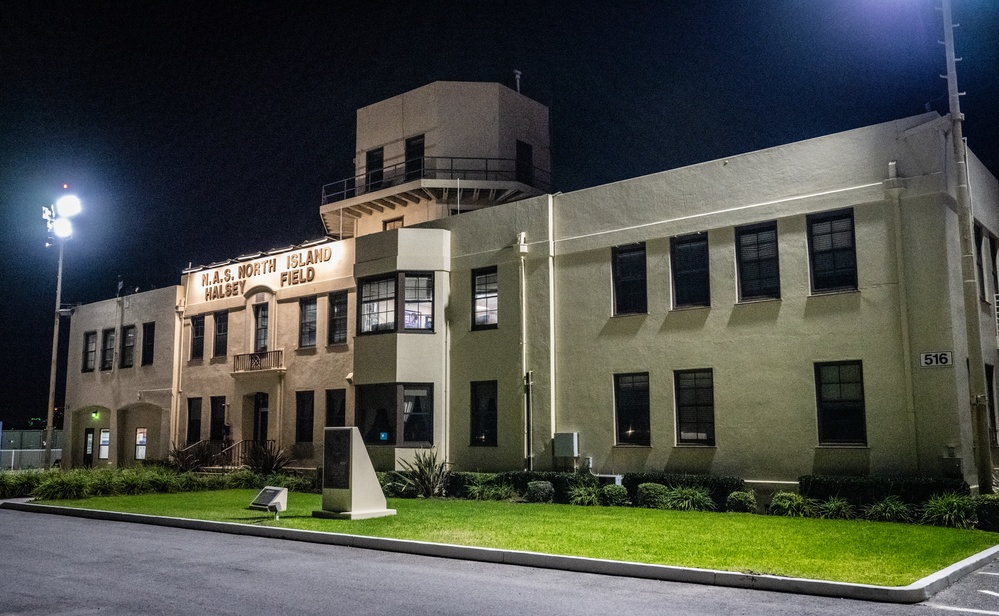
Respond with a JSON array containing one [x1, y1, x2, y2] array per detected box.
[[43, 240, 65, 470], [942, 0, 993, 493]]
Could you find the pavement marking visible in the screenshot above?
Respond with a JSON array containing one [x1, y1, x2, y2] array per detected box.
[[923, 605, 999, 615], [982, 591, 999, 598], [979, 573, 999, 577]]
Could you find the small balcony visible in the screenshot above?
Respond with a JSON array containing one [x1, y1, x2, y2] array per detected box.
[[233, 350, 284, 374]]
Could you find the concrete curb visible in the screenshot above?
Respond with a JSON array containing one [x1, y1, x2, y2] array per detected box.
[[3, 500, 997, 604]]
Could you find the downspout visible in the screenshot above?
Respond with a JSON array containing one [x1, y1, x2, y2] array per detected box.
[[172, 291, 186, 449], [548, 194, 557, 443], [885, 162, 920, 473], [518, 232, 532, 470]]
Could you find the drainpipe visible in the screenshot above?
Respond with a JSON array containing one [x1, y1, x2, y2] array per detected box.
[[942, 0, 993, 493], [517, 232, 532, 469], [885, 162, 920, 473], [547, 194, 557, 443]]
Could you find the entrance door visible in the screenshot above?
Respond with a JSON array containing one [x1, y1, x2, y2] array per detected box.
[[253, 393, 269, 444], [83, 428, 95, 467]]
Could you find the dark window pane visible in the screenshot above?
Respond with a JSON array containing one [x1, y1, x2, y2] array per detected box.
[[613, 244, 647, 315], [736, 222, 780, 300], [328, 291, 348, 344], [470, 380, 498, 446], [808, 210, 857, 292], [815, 361, 866, 445], [615, 373, 650, 445], [675, 369, 714, 445], [672, 234, 710, 307], [325, 389, 346, 428], [296, 390, 314, 443]]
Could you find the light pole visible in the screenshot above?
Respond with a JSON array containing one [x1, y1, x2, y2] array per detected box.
[[42, 192, 81, 470]]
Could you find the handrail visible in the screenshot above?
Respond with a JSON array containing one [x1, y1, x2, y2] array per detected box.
[[214, 439, 275, 469], [321, 155, 551, 205], [233, 350, 283, 372]]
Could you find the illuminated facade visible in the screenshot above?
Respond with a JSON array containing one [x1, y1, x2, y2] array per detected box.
[[63, 82, 999, 490]]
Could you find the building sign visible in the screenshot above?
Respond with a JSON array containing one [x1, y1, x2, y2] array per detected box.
[[190, 241, 346, 305], [920, 351, 953, 368]]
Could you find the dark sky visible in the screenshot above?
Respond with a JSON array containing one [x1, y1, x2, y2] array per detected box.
[[1, 1, 997, 428]]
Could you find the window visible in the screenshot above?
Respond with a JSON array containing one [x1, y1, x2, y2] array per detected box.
[[213, 311, 228, 357], [100, 329, 115, 371], [807, 209, 857, 292], [405, 134, 424, 181], [815, 360, 866, 445], [325, 388, 346, 428], [671, 233, 710, 307], [141, 322, 155, 366], [470, 380, 498, 446], [404, 274, 433, 330], [296, 390, 315, 443], [98, 429, 110, 459], [516, 140, 534, 186], [472, 267, 498, 329], [328, 290, 348, 344], [359, 273, 434, 334], [736, 222, 780, 300], [356, 383, 434, 446], [82, 331, 97, 372], [383, 217, 404, 231], [254, 303, 268, 352], [119, 325, 135, 368], [675, 369, 715, 445], [991, 236, 999, 299], [134, 428, 147, 461], [186, 398, 202, 445], [190, 315, 205, 360], [209, 396, 226, 442], [612, 243, 647, 315], [614, 373, 650, 446], [366, 147, 384, 192], [299, 296, 317, 348], [975, 224, 986, 300]]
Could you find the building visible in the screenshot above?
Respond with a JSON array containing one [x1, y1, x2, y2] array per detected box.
[[63, 81, 999, 492]]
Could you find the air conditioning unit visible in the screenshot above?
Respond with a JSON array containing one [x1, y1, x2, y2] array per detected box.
[[553, 432, 579, 458]]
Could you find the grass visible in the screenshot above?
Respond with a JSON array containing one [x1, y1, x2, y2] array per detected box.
[[36, 490, 999, 587]]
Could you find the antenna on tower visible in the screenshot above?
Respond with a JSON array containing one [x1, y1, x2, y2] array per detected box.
[[513, 69, 522, 93]]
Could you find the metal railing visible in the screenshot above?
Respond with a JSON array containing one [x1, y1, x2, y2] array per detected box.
[[321, 155, 551, 205], [233, 350, 283, 372], [1, 449, 62, 470], [214, 440, 274, 469]]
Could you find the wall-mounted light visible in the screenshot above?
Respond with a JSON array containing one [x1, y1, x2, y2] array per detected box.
[[91, 411, 99, 420]]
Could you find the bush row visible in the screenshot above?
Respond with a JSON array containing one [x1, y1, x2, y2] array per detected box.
[[798, 474, 968, 506]]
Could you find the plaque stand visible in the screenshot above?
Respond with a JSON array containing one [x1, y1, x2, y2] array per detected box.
[[312, 427, 396, 520]]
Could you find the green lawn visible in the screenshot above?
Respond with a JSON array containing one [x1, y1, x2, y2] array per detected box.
[[38, 490, 998, 587]]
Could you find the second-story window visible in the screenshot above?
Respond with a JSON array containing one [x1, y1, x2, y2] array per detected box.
[[405, 135, 424, 181], [328, 290, 348, 344], [141, 322, 155, 366], [254, 303, 269, 353], [404, 274, 433, 330], [213, 311, 228, 357], [671, 233, 710, 308], [366, 147, 384, 192], [807, 209, 857, 293], [82, 331, 97, 372], [736, 222, 780, 301], [299, 297, 317, 348], [360, 276, 395, 333], [119, 325, 135, 368], [358, 273, 434, 334], [190, 315, 205, 360], [100, 328, 115, 371], [472, 267, 498, 329], [612, 243, 647, 315]]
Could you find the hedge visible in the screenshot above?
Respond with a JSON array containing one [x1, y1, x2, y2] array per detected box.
[[621, 473, 744, 511], [798, 475, 969, 507]]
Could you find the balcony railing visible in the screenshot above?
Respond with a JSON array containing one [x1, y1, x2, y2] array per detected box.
[[233, 350, 283, 373], [321, 155, 551, 206]]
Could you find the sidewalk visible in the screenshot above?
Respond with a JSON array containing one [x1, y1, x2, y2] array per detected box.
[[3, 498, 998, 604]]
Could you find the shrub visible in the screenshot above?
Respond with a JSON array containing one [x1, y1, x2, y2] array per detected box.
[[798, 475, 969, 508], [863, 495, 913, 523], [599, 484, 630, 507], [244, 443, 292, 475], [496, 471, 597, 504], [394, 449, 449, 498], [977, 494, 999, 532], [525, 481, 554, 503], [116, 469, 154, 495], [569, 484, 600, 506], [635, 483, 670, 509], [3, 471, 55, 498], [725, 490, 757, 513], [817, 496, 855, 520], [768, 491, 817, 517], [262, 473, 311, 492], [86, 469, 120, 496], [663, 485, 715, 511], [622, 473, 743, 510], [921, 492, 977, 529], [224, 469, 263, 490], [33, 471, 90, 500]]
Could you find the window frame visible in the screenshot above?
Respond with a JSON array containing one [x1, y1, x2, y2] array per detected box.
[[186, 397, 202, 446], [325, 388, 347, 428], [141, 322, 155, 366], [100, 328, 115, 371], [357, 272, 435, 335], [674, 368, 715, 446], [815, 360, 867, 446], [470, 380, 498, 447], [119, 324, 136, 368], [472, 266, 498, 330], [328, 290, 349, 345], [671, 233, 710, 308], [807, 209, 858, 293], [299, 296, 318, 348], [213, 311, 228, 358], [405, 134, 425, 182], [295, 390, 315, 443], [190, 315, 205, 360], [614, 372, 651, 446], [82, 330, 97, 372], [736, 221, 780, 301], [355, 382, 434, 447], [209, 396, 226, 442], [612, 243, 648, 315], [253, 303, 269, 353], [383, 217, 404, 231]]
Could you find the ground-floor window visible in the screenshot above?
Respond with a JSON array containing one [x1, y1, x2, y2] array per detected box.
[[614, 373, 650, 446], [815, 360, 866, 445], [98, 429, 111, 459], [186, 398, 202, 445], [134, 428, 147, 460], [355, 383, 433, 446], [325, 388, 346, 428], [296, 390, 315, 443], [675, 369, 715, 445]]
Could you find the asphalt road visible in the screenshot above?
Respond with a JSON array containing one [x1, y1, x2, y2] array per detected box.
[[0, 507, 991, 616]]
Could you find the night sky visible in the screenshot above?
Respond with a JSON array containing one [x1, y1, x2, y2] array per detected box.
[[1, 1, 997, 429]]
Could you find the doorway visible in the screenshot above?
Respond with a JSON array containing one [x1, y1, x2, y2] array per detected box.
[[83, 428, 94, 467], [253, 392, 269, 444]]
